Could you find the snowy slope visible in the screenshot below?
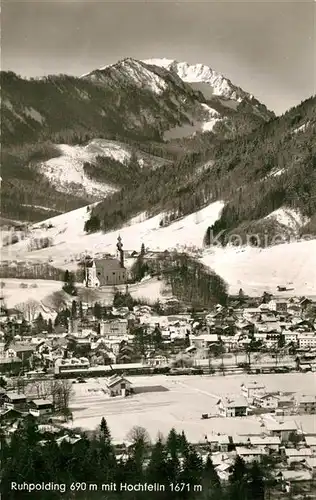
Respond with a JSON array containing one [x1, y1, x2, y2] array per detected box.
[[201, 240, 316, 297], [84, 58, 167, 95], [265, 208, 310, 234], [37, 138, 169, 198], [1, 202, 225, 268], [3, 201, 316, 298]]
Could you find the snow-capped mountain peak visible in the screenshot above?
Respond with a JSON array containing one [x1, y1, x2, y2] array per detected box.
[[142, 58, 246, 100]]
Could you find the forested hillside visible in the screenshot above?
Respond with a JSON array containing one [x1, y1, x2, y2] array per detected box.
[[1, 58, 272, 223], [86, 96, 316, 240]]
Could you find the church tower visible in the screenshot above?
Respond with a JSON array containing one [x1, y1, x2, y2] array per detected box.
[[84, 259, 100, 288], [116, 235, 124, 268]]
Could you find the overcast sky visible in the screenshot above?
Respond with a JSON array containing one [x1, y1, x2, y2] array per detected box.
[[2, 0, 315, 115]]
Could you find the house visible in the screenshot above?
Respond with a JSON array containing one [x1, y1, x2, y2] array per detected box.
[[283, 331, 298, 344], [249, 436, 281, 453], [4, 343, 35, 363], [100, 319, 128, 338], [3, 392, 27, 411], [268, 299, 288, 314], [217, 434, 231, 452], [284, 447, 312, 465], [241, 381, 266, 401], [217, 396, 248, 417], [0, 408, 24, 424], [29, 399, 53, 416], [189, 334, 219, 349], [265, 419, 298, 442], [304, 435, 316, 454], [253, 393, 279, 409], [235, 446, 267, 463], [278, 470, 313, 493], [298, 333, 316, 349], [104, 374, 132, 397], [298, 395, 316, 414], [0, 356, 22, 374]]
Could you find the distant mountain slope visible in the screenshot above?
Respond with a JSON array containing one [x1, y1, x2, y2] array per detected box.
[[1, 58, 273, 223], [86, 96, 316, 239]]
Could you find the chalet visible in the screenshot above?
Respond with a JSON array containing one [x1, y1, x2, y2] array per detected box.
[[105, 374, 132, 397], [3, 392, 27, 411], [298, 395, 316, 414], [285, 448, 312, 465], [241, 381, 266, 401], [265, 419, 298, 441], [29, 399, 53, 416], [249, 436, 281, 453], [5, 343, 35, 362], [0, 408, 24, 424], [217, 396, 248, 417], [253, 393, 279, 409], [235, 446, 267, 463], [267, 299, 288, 314], [278, 470, 313, 493]]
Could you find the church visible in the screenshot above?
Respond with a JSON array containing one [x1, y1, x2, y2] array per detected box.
[[83, 236, 127, 287]]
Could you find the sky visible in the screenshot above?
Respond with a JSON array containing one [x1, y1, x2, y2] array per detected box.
[[2, 0, 315, 115]]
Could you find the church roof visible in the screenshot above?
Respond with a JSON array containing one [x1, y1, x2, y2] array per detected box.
[[95, 258, 124, 271]]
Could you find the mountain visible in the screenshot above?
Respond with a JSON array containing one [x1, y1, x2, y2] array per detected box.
[[142, 58, 269, 114], [85, 96, 316, 240], [1, 57, 273, 223]]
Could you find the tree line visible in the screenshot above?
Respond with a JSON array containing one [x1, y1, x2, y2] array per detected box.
[[1, 417, 269, 500]]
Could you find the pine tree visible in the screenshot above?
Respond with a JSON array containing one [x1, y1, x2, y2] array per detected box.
[[71, 300, 77, 319], [100, 417, 111, 442], [247, 462, 265, 500], [47, 318, 53, 333], [229, 456, 248, 500]]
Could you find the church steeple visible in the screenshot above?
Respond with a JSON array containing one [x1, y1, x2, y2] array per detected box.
[[116, 235, 124, 268]]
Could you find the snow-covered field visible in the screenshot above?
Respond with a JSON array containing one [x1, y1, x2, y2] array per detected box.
[[2, 199, 316, 297], [201, 240, 316, 297], [0, 279, 62, 318], [68, 373, 316, 442], [1, 201, 224, 268], [265, 208, 310, 234], [38, 138, 169, 198], [0, 277, 169, 310]]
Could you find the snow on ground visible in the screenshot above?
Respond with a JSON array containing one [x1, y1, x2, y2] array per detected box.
[[68, 373, 316, 442], [0, 279, 62, 315], [164, 103, 221, 140], [265, 207, 310, 233], [201, 239, 316, 297], [38, 138, 168, 199], [0, 277, 168, 310], [1, 201, 225, 268], [39, 142, 118, 198]]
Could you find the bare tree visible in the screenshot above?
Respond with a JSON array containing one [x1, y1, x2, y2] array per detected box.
[[49, 379, 74, 412], [48, 291, 68, 312], [15, 299, 39, 322], [126, 425, 151, 447]]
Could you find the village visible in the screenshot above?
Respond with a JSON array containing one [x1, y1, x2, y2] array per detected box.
[[0, 238, 316, 498]]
